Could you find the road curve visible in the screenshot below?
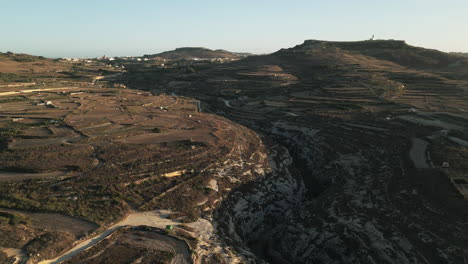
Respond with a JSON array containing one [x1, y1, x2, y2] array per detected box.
[[38, 210, 191, 264]]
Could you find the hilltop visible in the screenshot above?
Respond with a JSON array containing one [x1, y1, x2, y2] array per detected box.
[[0, 51, 49, 62], [285, 39, 468, 68]]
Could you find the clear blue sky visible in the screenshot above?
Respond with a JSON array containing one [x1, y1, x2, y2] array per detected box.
[[1, 0, 467, 58]]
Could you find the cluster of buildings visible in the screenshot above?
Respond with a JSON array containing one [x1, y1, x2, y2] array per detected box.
[[61, 57, 93, 63], [60, 54, 237, 70], [98, 55, 150, 62], [61, 55, 151, 63], [191, 57, 239, 63]]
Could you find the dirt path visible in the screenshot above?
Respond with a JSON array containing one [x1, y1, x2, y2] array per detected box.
[[0, 209, 97, 238], [409, 138, 430, 169], [38, 210, 191, 264], [448, 136, 468, 146], [0, 83, 36, 88], [0, 87, 79, 97], [127, 232, 191, 264], [220, 99, 232, 108], [0, 247, 25, 264]]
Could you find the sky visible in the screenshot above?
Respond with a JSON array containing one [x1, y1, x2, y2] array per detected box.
[[1, 0, 467, 58]]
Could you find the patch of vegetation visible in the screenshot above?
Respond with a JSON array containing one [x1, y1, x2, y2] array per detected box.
[[0, 212, 29, 226], [0, 224, 36, 248], [12, 57, 36, 63], [0, 178, 127, 224], [60, 71, 85, 80], [0, 96, 28, 104], [25, 231, 75, 261], [0, 73, 31, 83], [88, 89, 121, 94], [0, 125, 23, 151], [0, 144, 95, 172], [0, 251, 12, 264], [0, 127, 22, 138]]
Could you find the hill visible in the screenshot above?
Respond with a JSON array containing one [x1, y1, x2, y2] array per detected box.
[[283, 39, 468, 68], [144, 47, 249, 60], [451, 52, 468, 58], [0, 51, 61, 75], [0, 51, 122, 86]]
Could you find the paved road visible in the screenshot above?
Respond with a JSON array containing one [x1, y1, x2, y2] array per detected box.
[[38, 210, 191, 264]]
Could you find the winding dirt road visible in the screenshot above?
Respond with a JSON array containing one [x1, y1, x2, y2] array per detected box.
[[0, 87, 82, 97]]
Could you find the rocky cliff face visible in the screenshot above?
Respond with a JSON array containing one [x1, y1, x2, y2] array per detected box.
[[214, 144, 306, 263], [212, 117, 467, 264]]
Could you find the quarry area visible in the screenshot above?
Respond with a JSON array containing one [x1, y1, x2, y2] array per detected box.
[[0, 40, 468, 264]]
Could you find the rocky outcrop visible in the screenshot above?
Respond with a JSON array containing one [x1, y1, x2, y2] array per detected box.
[[215, 144, 306, 263]]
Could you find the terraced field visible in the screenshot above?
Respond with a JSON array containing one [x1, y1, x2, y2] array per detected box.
[[0, 83, 270, 263]]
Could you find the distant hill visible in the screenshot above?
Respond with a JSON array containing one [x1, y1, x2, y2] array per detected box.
[[144, 47, 250, 60], [282, 39, 468, 69], [0, 51, 49, 63], [0, 51, 62, 75], [450, 52, 468, 58]]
